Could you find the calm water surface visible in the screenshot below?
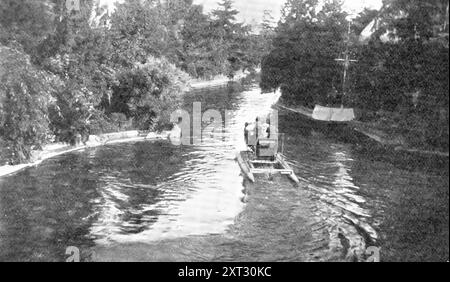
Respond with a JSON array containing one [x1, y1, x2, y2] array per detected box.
[[0, 84, 448, 261]]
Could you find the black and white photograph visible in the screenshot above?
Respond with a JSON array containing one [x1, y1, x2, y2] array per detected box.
[[0, 0, 448, 265]]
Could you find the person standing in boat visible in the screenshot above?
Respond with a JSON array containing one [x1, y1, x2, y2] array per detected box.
[[262, 116, 271, 139], [244, 116, 271, 150], [245, 120, 257, 150], [256, 116, 269, 137], [244, 122, 249, 145]]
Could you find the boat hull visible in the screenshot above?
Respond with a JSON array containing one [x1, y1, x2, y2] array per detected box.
[[236, 151, 299, 184], [236, 151, 255, 182]]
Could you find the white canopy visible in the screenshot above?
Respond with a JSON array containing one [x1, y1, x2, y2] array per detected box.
[[312, 105, 355, 122]]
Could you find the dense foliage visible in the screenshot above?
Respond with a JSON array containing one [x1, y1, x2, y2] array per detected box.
[[0, 47, 57, 162], [354, 0, 449, 150], [0, 0, 270, 163], [261, 0, 348, 106], [261, 0, 449, 150], [108, 56, 190, 131], [3, 0, 446, 163]]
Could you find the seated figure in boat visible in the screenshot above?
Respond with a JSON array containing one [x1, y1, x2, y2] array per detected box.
[[257, 117, 277, 160], [245, 117, 266, 149], [244, 116, 277, 160]]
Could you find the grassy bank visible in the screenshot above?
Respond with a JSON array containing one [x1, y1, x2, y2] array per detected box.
[[351, 109, 449, 156], [276, 101, 449, 158]]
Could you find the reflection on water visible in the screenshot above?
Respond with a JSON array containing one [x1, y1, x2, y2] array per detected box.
[[92, 145, 244, 244], [0, 84, 448, 261], [89, 87, 281, 244], [284, 110, 447, 261]]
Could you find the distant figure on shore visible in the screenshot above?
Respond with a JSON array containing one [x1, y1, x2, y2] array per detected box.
[[327, 85, 339, 106]]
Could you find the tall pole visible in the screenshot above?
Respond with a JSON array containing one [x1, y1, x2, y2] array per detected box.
[[335, 20, 357, 107]]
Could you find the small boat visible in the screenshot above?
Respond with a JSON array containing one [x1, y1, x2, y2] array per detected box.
[[236, 118, 300, 184], [236, 150, 300, 184]]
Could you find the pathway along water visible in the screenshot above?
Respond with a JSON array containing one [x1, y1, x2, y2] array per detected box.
[[0, 84, 448, 261]]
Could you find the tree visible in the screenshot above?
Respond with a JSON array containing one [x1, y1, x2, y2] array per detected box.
[[0, 46, 57, 163], [180, 5, 206, 76], [353, 0, 449, 111], [33, 0, 118, 144], [211, 0, 240, 41], [107, 0, 166, 68], [379, 0, 448, 42], [351, 0, 449, 150], [156, 0, 195, 64], [253, 10, 279, 65], [0, 0, 55, 56], [108, 56, 189, 131], [280, 0, 321, 23], [179, 0, 260, 78], [262, 10, 276, 33], [261, 0, 348, 106], [211, 0, 253, 77], [179, 4, 219, 78]]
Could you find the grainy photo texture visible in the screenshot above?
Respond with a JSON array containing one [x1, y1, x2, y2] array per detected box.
[[0, 0, 448, 264]]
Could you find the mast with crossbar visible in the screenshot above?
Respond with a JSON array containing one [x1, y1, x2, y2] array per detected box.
[[335, 21, 358, 106]]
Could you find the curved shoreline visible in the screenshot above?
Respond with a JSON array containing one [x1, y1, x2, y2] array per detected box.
[[0, 73, 254, 179], [0, 131, 170, 178], [188, 71, 249, 90]]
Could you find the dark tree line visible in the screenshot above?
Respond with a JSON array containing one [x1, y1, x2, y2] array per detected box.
[[261, 0, 449, 150], [0, 0, 271, 163]]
